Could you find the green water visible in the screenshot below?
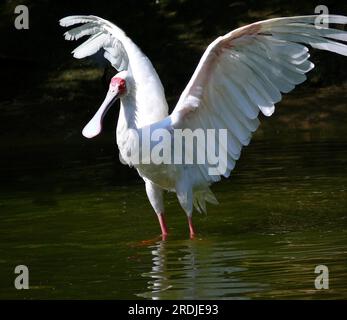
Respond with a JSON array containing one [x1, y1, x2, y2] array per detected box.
[[0, 129, 346, 299]]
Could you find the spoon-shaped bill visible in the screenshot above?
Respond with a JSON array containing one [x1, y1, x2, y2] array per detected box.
[[82, 90, 119, 138]]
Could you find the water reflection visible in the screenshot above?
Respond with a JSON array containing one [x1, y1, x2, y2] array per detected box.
[[138, 239, 268, 299]]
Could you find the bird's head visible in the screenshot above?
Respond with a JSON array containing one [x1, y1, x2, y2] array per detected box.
[[82, 71, 129, 139]]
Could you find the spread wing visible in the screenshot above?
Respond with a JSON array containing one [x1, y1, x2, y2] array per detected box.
[[168, 14, 347, 187], [60, 15, 169, 126], [60, 15, 129, 70]]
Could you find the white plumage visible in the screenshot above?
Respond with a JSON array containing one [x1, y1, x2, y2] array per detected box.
[[60, 14, 347, 238]]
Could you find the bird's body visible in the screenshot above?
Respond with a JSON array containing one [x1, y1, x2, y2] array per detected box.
[[60, 14, 347, 238]]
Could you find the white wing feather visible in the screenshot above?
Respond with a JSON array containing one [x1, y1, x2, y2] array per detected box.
[[169, 14, 347, 189], [60, 15, 169, 126], [60, 15, 129, 70]]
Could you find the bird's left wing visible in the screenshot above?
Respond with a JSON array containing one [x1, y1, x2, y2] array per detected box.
[[168, 14, 347, 185]]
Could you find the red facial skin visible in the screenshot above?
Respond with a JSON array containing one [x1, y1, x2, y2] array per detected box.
[[110, 77, 126, 94]]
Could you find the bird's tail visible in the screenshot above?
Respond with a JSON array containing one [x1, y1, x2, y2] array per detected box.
[[193, 188, 219, 214]]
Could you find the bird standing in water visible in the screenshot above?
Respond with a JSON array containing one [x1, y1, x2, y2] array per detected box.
[[60, 14, 347, 239]]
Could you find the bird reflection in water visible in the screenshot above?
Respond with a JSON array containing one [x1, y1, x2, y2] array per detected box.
[[137, 239, 268, 299]]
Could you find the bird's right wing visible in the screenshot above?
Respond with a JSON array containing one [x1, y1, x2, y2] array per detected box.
[[60, 15, 129, 71], [60, 15, 169, 126]]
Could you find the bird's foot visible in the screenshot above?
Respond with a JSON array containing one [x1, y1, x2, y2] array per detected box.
[[132, 234, 166, 247]]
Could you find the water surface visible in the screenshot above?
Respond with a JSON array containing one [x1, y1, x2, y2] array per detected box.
[[0, 128, 346, 299]]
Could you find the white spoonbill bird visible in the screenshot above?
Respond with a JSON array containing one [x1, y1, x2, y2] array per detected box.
[[60, 14, 347, 239]]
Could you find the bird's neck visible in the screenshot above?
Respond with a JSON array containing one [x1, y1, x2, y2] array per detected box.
[[117, 95, 137, 130], [116, 95, 138, 158]]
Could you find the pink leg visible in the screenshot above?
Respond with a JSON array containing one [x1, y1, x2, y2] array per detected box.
[[188, 216, 196, 239], [157, 212, 168, 239]]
